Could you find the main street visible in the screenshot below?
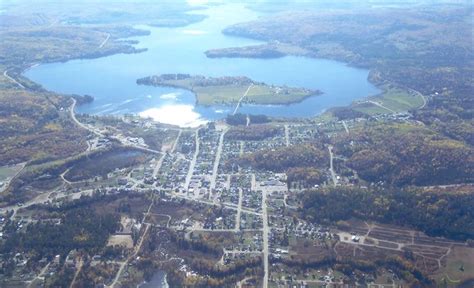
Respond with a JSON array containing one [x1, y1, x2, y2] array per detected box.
[[184, 128, 200, 197], [261, 187, 270, 288], [209, 128, 227, 200]]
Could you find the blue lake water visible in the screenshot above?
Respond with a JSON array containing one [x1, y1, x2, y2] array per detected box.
[[25, 4, 380, 127], [138, 271, 168, 288]]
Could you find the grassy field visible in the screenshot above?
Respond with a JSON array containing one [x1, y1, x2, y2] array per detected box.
[[138, 75, 319, 106], [375, 88, 424, 111], [0, 165, 21, 182], [197, 84, 316, 105], [353, 87, 424, 115], [194, 85, 248, 105], [436, 246, 474, 285], [246, 84, 316, 105], [353, 102, 391, 115]]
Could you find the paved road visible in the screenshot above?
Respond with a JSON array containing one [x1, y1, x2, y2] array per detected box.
[[152, 153, 165, 178], [407, 87, 427, 109], [367, 100, 396, 113], [184, 129, 200, 196], [341, 120, 349, 134], [224, 249, 262, 254], [261, 187, 269, 288], [170, 129, 182, 153], [3, 69, 25, 89], [99, 33, 110, 49], [69, 258, 83, 288], [233, 84, 253, 115], [235, 188, 243, 231], [1, 185, 66, 219], [110, 197, 155, 288], [60, 168, 73, 185], [209, 128, 227, 195], [27, 262, 50, 288], [71, 98, 160, 155], [169, 191, 262, 216], [328, 145, 338, 186], [70, 99, 103, 137]]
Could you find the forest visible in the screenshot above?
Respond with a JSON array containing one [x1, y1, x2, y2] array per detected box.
[[0, 90, 88, 165], [286, 167, 326, 187], [237, 144, 328, 172], [218, 5, 473, 150], [64, 148, 150, 182], [0, 207, 119, 259], [333, 123, 473, 186], [226, 113, 270, 126], [300, 186, 474, 241]]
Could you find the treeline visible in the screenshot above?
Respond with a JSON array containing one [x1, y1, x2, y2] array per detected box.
[[286, 167, 326, 187], [300, 186, 474, 241], [169, 230, 223, 257], [64, 148, 149, 182], [0, 89, 88, 165], [334, 124, 473, 186], [238, 144, 328, 172], [272, 254, 431, 286], [225, 125, 281, 141], [413, 89, 474, 145], [165, 256, 262, 288], [226, 113, 270, 126], [331, 107, 367, 120], [0, 207, 119, 259], [190, 256, 262, 279], [145, 228, 262, 287]]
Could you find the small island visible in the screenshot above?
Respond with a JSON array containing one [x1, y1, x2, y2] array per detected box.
[[137, 74, 322, 106]]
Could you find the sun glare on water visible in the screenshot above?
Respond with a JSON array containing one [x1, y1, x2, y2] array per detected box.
[[139, 104, 207, 128]]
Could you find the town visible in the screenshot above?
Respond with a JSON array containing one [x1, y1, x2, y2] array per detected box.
[[0, 104, 470, 288]]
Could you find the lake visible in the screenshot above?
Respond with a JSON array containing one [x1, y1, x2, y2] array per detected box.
[[138, 271, 168, 288], [25, 4, 380, 127]]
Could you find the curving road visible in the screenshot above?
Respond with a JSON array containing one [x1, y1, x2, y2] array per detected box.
[[3, 69, 25, 89]]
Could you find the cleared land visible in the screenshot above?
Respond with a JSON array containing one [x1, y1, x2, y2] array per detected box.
[[435, 246, 474, 285], [353, 87, 424, 115], [137, 74, 321, 106]]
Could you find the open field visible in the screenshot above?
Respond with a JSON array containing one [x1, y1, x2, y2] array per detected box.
[[353, 87, 424, 115], [434, 246, 474, 285], [245, 84, 318, 105], [107, 235, 133, 249], [194, 85, 248, 105], [137, 74, 320, 106], [335, 220, 471, 277], [0, 164, 23, 182]]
